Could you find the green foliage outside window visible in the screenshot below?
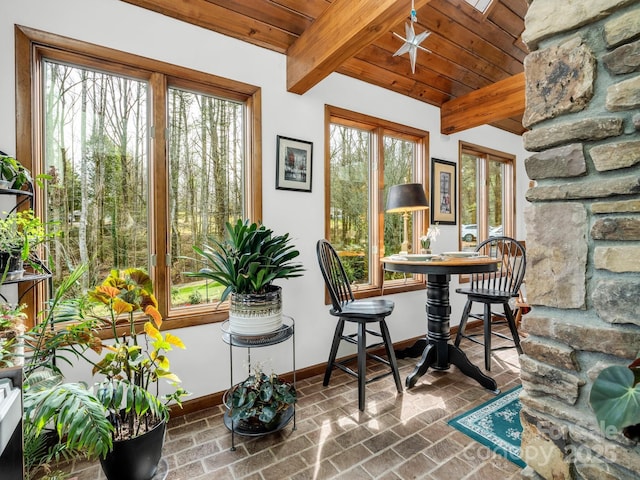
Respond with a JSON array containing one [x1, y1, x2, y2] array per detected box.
[[329, 121, 420, 285]]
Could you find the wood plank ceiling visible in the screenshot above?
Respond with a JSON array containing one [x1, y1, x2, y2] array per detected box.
[[123, 0, 528, 135]]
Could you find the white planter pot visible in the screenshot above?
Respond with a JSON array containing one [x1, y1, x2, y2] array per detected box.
[[228, 286, 282, 335]]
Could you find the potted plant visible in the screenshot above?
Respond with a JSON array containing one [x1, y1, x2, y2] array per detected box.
[[81, 268, 188, 480], [226, 366, 297, 434], [0, 302, 26, 368], [23, 267, 188, 480], [419, 223, 440, 253], [589, 356, 640, 442], [0, 209, 56, 281], [22, 264, 114, 480], [0, 151, 32, 190], [189, 219, 304, 335]]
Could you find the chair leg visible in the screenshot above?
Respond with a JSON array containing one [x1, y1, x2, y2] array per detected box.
[[503, 304, 523, 355], [484, 303, 492, 371], [514, 306, 523, 329], [324, 319, 345, 387], [357, 321, 367, 411], [454, 299, 474, 347], [380, 320, 402, 393]]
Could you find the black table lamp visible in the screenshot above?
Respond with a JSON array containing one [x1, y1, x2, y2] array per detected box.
[[386, 183, 429, 254]]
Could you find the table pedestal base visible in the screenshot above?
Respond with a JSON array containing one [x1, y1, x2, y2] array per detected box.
[[405, 340, 499, 392], [382, 261, 502, 395], [395, 340, 429, 359], [403, 273, 499, 394]]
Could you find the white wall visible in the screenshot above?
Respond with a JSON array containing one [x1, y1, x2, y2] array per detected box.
[[0, 0, 529, 400]]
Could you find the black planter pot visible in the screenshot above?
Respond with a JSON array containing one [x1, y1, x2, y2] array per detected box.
[[0, 251, 24, 281], [236, 409, 287, 434], [223, 404, 295, 437], [100, 420, 166, 480]]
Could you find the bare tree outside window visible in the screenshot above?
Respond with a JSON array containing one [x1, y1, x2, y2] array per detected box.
[[43, 62, 246, 306], [44, 61, 149, 292], [18, 28, 260, 328], [167, 88, 244, 307]]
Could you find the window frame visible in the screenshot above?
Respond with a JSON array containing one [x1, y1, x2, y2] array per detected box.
[[14, 25, 262, 329], [458, 141, 516, 249], [325, 105, 429, 300]]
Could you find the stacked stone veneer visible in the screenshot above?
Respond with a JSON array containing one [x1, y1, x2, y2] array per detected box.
[[520, 1, 640, 479]]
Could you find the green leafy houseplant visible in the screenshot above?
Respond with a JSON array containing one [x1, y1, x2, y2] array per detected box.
[[22, 266, 188, 480], [188, 219, 304, 302], [227, 367, 297, 428], [22, 264, 114, 479], [0, 151, 33, 190], [0, 209, 54, 253], [0, 302, 27, 368], [589, 356, 640, 442], [85, 268, 188, 440], [0, 209, 57, 281]]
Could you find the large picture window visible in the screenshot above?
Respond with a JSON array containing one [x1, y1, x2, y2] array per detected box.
[[326, 106, 429, 297], [16, 26, 261, 327], [459, 142, 515, 251]]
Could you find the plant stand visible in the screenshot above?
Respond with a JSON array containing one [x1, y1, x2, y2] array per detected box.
[[0, 184, 52, 301], [221, 315, 296, 450]]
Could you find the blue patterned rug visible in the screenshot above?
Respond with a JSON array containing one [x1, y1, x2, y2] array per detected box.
[[448, 385, 525, 467]]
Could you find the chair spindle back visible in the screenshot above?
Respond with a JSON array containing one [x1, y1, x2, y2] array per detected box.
[[472, 236, 526, 296], [316, 240, 355, 313]]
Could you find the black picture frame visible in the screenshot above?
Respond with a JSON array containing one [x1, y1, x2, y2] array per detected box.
[[431, 158, 457, 225], [276, 136, 313, 192]]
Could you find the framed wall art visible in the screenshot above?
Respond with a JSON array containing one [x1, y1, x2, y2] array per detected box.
[[276, 135, 313, 192], [430, 158, 457, 225]]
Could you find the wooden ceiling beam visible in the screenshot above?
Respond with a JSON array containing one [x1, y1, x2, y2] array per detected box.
[[123, 0, 295, 53], [287, 0, 432, 94], [440, 72, 525, 135]]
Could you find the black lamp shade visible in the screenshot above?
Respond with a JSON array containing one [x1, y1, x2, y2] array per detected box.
[[386, 183, 429, 213]]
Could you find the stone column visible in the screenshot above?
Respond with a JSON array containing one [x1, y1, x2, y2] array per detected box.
[[520, 1, 640, 479]]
